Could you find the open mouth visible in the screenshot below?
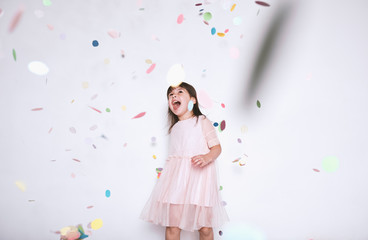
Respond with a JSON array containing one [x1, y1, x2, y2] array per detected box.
[[172, 100, 181, 110]]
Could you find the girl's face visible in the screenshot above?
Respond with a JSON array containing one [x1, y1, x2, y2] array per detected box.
[[168, 87, 196, 120]]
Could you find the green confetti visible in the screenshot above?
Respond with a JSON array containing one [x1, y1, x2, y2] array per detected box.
[[256, 100, 261, 108], [12, 49, 16, 61], [219, 185, 223, 191], [203, 12, 212, 21], [322, 156, 339, 172], [106, 108, 111, 112], [43, 0, 52, 6]]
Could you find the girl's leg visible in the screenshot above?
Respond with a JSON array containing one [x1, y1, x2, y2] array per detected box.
[[198, 227, 213, 240], [165, 227, 181, 240]]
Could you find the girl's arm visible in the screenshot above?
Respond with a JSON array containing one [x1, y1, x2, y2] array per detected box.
[[191, 144, 222, 168]]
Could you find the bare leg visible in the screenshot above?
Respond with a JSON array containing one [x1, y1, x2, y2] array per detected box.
[[199, 227, 214, 240], [165, 227, 181, 240]]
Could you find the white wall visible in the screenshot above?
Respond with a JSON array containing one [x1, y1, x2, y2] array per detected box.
[[1, 0, 368, 239]]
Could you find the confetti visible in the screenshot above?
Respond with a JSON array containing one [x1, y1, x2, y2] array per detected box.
[[92, 40, 99, 47], [313, 169, 320, 172], [89, 106, 102, 113], [48, 127, 53, 133], [89, 125, 98, 131], [71, 173, 76, 178], [241, 125, 248, 133], [203, 20, 209, 25], [12, 49, 16, 61], [121, 105, 127, 111], [219, 120, 226, 131], [82, 81, 89, 89], [230, 4, 236, 11], [167, 64, 185, 87], [322, 156, 339, 172], [255, 1, 270, 7], [195, 3, 202, 6], [69, 127, 76, 134], [221, 103, 225, 108], [87, 206, 94, 209], [217, 32, 225, 37], [31, 107, 43, 111], [153, 155, 157, 159], [132, 112, 146, 119], [224, 29, 229, 34], [47, 24, 54, 30], [156, 167, 163, 179], [145, 59, 152, 64], [105, 190, 111, 198], [28, 61, 49, 75], [177, 14, 184, 24], [237, 138, 242, 143], [233, 16, 242, 25], [121, 49, 125, 58], [0, 9, 3, 17], [9, 6, 24, 33], [187, 100, 194, 111], [203, 12, 212, 21], [72, 158, 81, 162], [43, 0, 52, 6], [213, 122, 219, 127], [146, 63, 156, 74], [219, 186, 223, 191], [107, 29, 119, 38], [211, 27, 216, 35], [106, 108, 111, 112], [219, 230, 223, 236], [256, 100, 261, 108], [91, 94, 98, 100], [15, 181, 26, 192]]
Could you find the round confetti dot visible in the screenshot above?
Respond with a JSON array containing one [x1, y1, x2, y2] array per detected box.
[[219, 186, 223, 191], [121, 105, 127, 111], [177, 14, 184, 24], [92, 40, 99, 47], [322, 156, 339, 172], [203, 12, 212, 21], [219, 230, 223, 236], [213, 122, 219, 127], [211, 27, 216, 35], [106, 108, 111, 112], [28, 61, 49, 75], [91, 218, 103, 230], [221, 103, 225, 108], [105, 190, 111, 198], [233, 16, 242, 25], [237, 138, 242, 143], [187, 100, 194, 111], [167, 64, 185, 87]]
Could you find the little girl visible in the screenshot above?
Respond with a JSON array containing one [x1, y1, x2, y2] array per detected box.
[[140, 82, 229, 240]]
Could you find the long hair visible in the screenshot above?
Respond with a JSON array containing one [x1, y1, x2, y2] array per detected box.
[[167, 82, 204, 133]]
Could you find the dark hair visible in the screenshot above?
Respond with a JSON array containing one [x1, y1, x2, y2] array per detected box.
[[166, 82, 204, 133]]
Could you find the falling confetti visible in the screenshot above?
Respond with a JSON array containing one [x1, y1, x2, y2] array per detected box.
[[237, 138, 242, 143], [9, 6, 24, 33], [203, 12, 212, 21], [72, 158, 81, 162], [217, 33, 225, 37], [15, 181, 26, 192], [82, 81, 89, 89], [31, 107, 43, 111], [151, 137, 156, 143], [153, 155, 157, 159], [313, 169, 320, 172], [107, 29, 119, 38], [322, 156, 339, 172], [106, 108, 111, 112], [105, 190, 111, 198], [43, 0, 52, 6], [91, 218, 103, 230], [47, 24, 54, 30], [213, 122, 219, 127], [146, 63, 156, 74], [211, 27, 216, 35], [177, 14, 184, 24], [92, 40, 99, 47], [132, 112, 146, 119], [230, 4, 236, 11], [221, 103, 225, 108], [156, 167, 163, 179], [48, 127, 53, 133], [91, 94, 98, 100], [28, 61, 49, 75], [12, 49, 16, 61], [224, 29, 229, 34], [195, 3, 202, 6], [89, 125, 98, 131], [255, 1, 270, 7], [219, 120, 226, 132], [257, 100, 261, 108], [69, 127, 76, 134], [167, 64, 185, 87], [187, 100, 194, 111], [219, 186, 223, 191], [87, 206, 94, 209], [219, 230, 223, 236], [89, 106, 102, 113], [145, 59, 152, 64]]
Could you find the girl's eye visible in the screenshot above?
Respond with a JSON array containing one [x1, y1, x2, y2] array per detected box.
[[179, 90, 183, 93]]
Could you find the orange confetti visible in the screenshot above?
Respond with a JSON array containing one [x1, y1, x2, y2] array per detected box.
[[230, 4, 236, 11], [217, 33, 225, 37]]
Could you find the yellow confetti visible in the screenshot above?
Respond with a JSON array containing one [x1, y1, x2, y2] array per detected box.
[[121, 105, 127, 111], [145, 59, 152, 64], [91, 218, 103, 230], [82, 81, 89, 89], [153, 155, 157, 159], [71, 99, 75, 103], [217, 32, 225, 37], [15, 181, 26, 192], [230, 4, 236, 11]]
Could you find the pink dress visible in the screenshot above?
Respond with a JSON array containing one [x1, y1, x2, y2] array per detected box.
[[140, 115, 229, 231]]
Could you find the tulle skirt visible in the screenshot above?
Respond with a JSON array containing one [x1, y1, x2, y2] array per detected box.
[[140, 155, 229, 232]]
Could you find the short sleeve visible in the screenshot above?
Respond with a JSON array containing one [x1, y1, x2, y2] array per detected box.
[[201, 116, 220, 148]]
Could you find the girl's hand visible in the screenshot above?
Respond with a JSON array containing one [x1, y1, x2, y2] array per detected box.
[[191, 154, 212, 168]]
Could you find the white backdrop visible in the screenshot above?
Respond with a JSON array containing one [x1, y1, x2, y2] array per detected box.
[[1, 0, 368, 239]]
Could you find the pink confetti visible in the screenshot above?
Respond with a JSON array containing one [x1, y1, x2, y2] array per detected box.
[[72, 158, 81, 162], [71, 173, 76, 178], [255, 1, 270, 7], [31, 107, 43, 111], [177, 14, 184, 24], [91, 94, 98, 100], [9, 6, 24, 33], [224, 29, 229, 33], [107, 29, 120, 38], [221, 103, 225, 108], [69, 127, 76, 134], [203, 20, 209, 25], [146, 63, 156, 74], [87, 206, 94, 209], [313, 168, 320, 172], [47, 24, 54, 30], [48, 127, 53, 133], [89, 106, 102, 113], [132, 112, 146, 119]]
